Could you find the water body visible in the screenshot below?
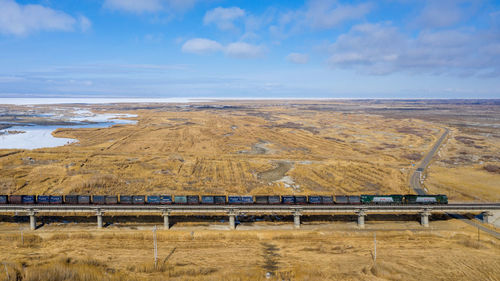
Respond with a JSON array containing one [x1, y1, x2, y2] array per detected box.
[[0, 110, 137, 149]]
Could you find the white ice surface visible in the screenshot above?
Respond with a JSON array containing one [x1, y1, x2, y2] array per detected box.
[[0, 111, 138, 149]]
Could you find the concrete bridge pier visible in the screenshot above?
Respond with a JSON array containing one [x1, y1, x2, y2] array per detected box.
[[162, 211, 170, 230], [28, 210, 37, 230], [421, 210, 431, 227], [293, 211, 302, 229], [357, 210, 366, 228], [228, 211, 236, 230], [96, 210, 103, 229], [482, 212, 492, 224]]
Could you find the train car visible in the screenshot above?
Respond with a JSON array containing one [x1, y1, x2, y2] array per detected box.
[[0, 195, 7, 204], [187, 195, 199, 205], [361, 195, 403, 205], [132, 195, 145, 204], [37, 195, 50, 204], [348, 196, 361, 205], [22, 195, 35, 204], [159, 195, 173, 204], [308, 196, 322, 204], [105, 196, 118, 205], [64, 195, 78, 204], [321, 196, 334, 204], [295, 196, 307, 204], [335, 195, 348, 204], [174, 195, 187, 204], [147, 195, 160, 204], [241, 196, 253, 204], [228, 195, 242, 204], [214, 195, 226, 205], [92, 195, 106, 205], [268, 195, 281, 204], [49, 195, 63, 204], [282, 196, 295, 204], [78, 195, 91, 204], [405, 194, 448, 204], [119, 195, 132, 204], [201, 196, 215, 204], [9, 195, 22, 204], [255, 196, 268, 204]]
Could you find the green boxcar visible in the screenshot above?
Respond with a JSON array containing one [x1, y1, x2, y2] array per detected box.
[[405, 194, 448, 204], [361, 195, 404, 204]]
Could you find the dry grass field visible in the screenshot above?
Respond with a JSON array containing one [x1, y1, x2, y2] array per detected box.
[[0, 101, 446, 196], [0, 220, 498, 281]]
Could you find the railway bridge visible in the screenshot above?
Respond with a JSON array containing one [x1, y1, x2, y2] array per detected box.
[[1, 203, 499, 231]]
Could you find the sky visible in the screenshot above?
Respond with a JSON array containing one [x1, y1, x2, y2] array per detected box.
[[0, 0, 499, 99]]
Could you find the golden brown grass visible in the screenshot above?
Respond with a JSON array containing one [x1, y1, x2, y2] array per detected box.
[[0, 103, 442, 196], [0, 220, 498, 281]]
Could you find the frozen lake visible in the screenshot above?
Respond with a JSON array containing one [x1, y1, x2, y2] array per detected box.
[[0, 110, 137, 149]]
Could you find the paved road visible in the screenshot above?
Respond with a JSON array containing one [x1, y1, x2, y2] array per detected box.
[[409, 127, 499, 238], [410, 128, 449, 195]]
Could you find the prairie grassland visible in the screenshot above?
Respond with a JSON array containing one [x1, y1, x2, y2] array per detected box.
[[0, 220, 498, 281], [0, 102, 439, 196]]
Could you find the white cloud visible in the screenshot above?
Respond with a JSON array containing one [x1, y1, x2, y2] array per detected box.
[[79, 16, 92, 32], [204, 7, 245, 31], [225, 42, 264, 58], [182, 38, 264, 58], [416, 0, 465, 29], [327, 22, 500, 77], [286, 53, 309, 64], [103, 0, 198, 13], [181, 38, 223, 54], [0, 0, 87, 36], [305, 0, 372, 29], [103, 0, 163, 13]]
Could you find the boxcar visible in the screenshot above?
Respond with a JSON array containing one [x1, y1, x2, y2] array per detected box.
[[361, 195, 403, 205], [64, 195, 78, 204], [147, 196, 161, 204], [187, 195, 199, 205], [308, 196, 322, 204], [228, 196, 241, 204], [321, 196, 334, 204], [405, 194, 448, 204], [335, 195, 348, 204], [241, 196, 253, 204], [22, 195, 35, 204], [132, 195, 145, 204], [9, 195, 22, 204], [295, 196, 307, 204], [282, 196, 295, 204], [268, 196, 281, 204], [174, 196, 187, 204], [214, 196, 226, 205], [119, 195, 132, 204], [159, 195, 173, 204], [78, 195, 91, 204], [201, 196, 215, 204], [255, 196, 268, 204], [37, 195, 50, 204], [92, 195, 105, 205], [348, 196, 361, 205], [0, 195, 7, 204], [105, 196, 118, 205], [49, 195, 63, 204]]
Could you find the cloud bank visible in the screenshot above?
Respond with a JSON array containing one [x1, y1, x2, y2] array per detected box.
[[0, 0, 90, 36]]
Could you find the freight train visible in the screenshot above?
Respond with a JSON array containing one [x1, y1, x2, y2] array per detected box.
[[0, 194, 448, 205]]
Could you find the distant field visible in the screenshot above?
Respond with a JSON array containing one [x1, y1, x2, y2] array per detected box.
[[0, 100, 498, 201]]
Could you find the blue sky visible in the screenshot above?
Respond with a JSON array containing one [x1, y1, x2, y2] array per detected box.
[[0, 0, 499, 99]]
